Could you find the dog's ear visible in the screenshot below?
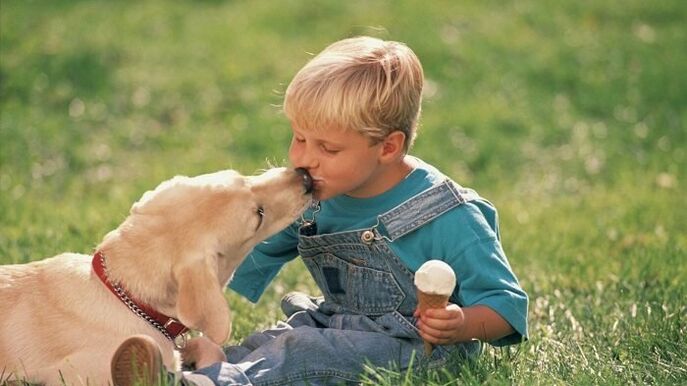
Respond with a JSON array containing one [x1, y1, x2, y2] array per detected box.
[[175, 262, 231, 345]]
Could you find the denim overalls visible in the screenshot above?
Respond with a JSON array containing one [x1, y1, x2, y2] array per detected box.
[[194, 180, 481, 386]]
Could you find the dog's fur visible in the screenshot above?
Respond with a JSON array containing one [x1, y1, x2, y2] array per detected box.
[[0, 167, 311, 385]]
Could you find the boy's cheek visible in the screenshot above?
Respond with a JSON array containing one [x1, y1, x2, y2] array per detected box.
[[287, 150, 297, 165]]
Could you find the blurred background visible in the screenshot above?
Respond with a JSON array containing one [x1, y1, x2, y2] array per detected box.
[[1, 1, 685, 383]]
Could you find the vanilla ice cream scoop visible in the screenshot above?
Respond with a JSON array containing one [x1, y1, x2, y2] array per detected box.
[[414, 260, 456, 296]]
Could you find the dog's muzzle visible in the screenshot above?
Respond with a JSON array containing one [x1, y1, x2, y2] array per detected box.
[[295, 168, 314, 194]]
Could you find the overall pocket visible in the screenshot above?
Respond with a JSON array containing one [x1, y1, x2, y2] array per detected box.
[[302, 252, 405, 315]]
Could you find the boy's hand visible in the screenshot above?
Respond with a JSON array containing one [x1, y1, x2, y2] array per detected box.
[[414, 303, 515, 344], [414, 303, 466, 345]]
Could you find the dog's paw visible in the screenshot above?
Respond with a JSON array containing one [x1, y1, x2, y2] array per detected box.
[[180, 336, 227, 370]]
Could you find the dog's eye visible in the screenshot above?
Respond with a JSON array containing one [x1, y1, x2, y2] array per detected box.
[[255, 206, 264, 229]]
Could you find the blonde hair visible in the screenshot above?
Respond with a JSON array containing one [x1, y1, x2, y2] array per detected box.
[[283, 36, 424, 152]]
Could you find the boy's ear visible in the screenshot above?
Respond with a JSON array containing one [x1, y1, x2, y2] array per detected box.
[[379, 131, 407, 162]]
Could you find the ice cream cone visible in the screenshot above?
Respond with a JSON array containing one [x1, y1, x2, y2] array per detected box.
[[416, 289, 450, 355], [414, 260, 457, 356]]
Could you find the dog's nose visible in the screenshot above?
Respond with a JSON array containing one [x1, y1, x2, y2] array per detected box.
[[295, 168, 313, 194]]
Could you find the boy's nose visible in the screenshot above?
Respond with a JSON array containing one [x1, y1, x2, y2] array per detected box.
[[295, 150, 318, 170]]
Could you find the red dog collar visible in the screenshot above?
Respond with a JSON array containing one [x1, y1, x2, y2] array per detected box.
[[92, 250, 189, 346]]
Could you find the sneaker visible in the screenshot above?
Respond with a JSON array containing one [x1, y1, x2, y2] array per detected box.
[[111, 334, 163, 386]]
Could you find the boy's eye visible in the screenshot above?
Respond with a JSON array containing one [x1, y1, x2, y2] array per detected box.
[[294, 137, 305, 143], [320, 144, 340, 154]]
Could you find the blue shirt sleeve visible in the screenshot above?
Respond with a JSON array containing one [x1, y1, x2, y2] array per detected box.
[[454, 238, 529, 346], [446, 201, 528, 346], [228, 222, 300, 303]]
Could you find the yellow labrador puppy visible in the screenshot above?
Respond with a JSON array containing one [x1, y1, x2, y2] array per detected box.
[[0, 167, 312, 385]]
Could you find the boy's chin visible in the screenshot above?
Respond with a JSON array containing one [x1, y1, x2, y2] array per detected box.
[[312, 190, 326, 201], [312, 188, 333, 201]]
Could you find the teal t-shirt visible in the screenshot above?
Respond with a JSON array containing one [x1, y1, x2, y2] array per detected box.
[[229, 158, 528, 346]]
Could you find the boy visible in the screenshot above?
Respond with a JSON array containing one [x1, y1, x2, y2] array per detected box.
[[112, 36, 528, 386]]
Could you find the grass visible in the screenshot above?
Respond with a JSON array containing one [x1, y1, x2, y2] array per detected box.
[[1, 0, 686, 384]]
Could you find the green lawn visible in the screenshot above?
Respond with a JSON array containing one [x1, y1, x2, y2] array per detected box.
[[1, 1, 685, 384]]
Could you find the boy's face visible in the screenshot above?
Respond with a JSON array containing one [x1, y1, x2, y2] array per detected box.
[[288, 125, 388, 201]]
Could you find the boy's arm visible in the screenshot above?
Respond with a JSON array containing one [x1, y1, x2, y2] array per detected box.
[[426, 202, 529, 345], [228, 222, 300, 303], [415, 304, 514, 344]]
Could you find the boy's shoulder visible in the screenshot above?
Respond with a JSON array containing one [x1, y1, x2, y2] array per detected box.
[[383, 158, 499, 236], [437, 197, 498, 235], [407, 158, 496, 208], [410, 157, 500, 234]]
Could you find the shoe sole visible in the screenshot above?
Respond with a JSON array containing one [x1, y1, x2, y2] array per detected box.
[[111, 335, 163, 386]]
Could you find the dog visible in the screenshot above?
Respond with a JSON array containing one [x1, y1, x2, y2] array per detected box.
[[0, 167, 312, 385]]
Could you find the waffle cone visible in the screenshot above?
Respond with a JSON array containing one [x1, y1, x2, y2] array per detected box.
[[416, 290, 450, 356]]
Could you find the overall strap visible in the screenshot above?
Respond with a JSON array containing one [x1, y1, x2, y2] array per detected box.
[[378, 180, 479, 242]]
